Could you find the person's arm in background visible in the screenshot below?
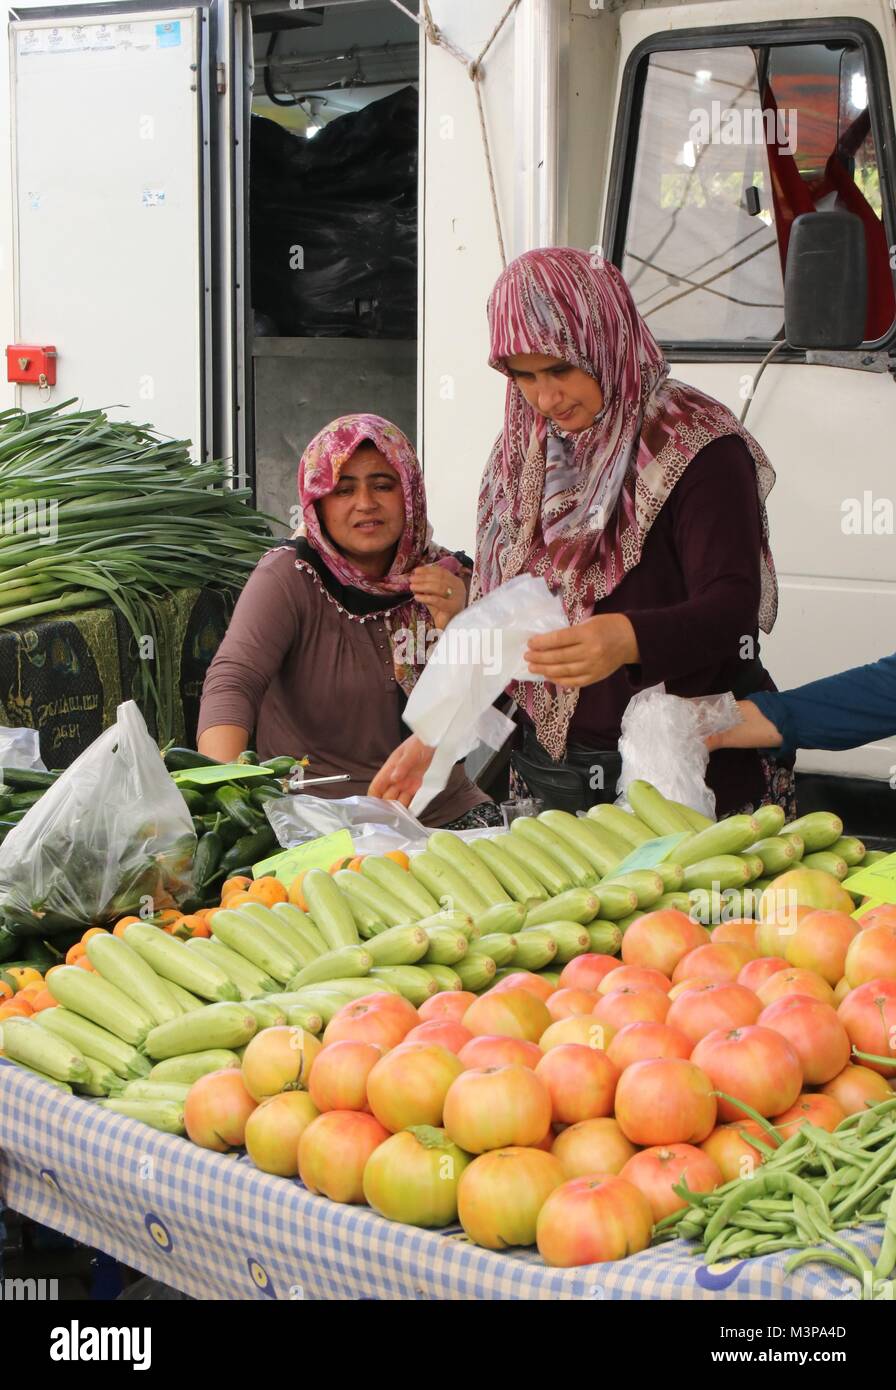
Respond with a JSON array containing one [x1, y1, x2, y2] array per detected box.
[[708, 653, 896, 755], [196, 552, 300, 758]]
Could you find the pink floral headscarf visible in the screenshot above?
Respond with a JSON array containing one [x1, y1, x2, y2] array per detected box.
[[297, 413, 462, 694], [472, 247, 778, 760]]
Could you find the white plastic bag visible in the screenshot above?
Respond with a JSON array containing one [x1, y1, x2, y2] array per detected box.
[[264, 794, 432, 857], [404, 576, 567, 816], [0, 702, 196, 933], [616, 686, 740, 819], [0, 726, 46, 774]]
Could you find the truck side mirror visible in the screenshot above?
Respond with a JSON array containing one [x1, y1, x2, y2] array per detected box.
[[784, 210, 868, 349]]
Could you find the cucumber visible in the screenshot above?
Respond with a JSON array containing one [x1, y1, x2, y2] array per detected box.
[[301, 870, 361, 949], [586, 803, 656, 848], [673, 814, 760, 868], [428, 831, 511, 906], [779, 832, 805, 860], [363, 924, 429, 967], [739, 854, 766, 883], [123, 1080, 192, 1102], [99, 1099, 186, 1135], [162, 979, 205, 1014], [208, 910, 300, 985], [655, 861, 685, 892], [586, 922, 623, 955], [625, 781, 694, 836], [467, 933, 517, 967], [421, 926, 469, 966], [667, 800, 715, 832], [751, 804, 787, 838], [802, 851, 849, 880], [0, 1018, 89, 1083], [417, 909, 478, 940], [681, 856, 753, 892], [218, 827, 278, 873], [333, 871, 410, 929], [510, 929, 558, 972], [653, 892, 692, 913], [597, 870, 664, 909], [783, 812, 844, 853], [524, 920, 590, 964], [164, 747, 221, 771], [418, 964, 463, 993], [523, 889, 601, 928], [35, 1008, 151, 1079], [283, 1005, 324, 1033], [748, 837, 798, 876], [149, 1049, 241, 1083], [567, 818, 630, 872], [454, 955, 497, 993], [468, 838, 547, 903], [472, 902, 529, 935], [270, 902, 331, 956], [242, 999, 288, 1030], [86, 934, 182, 1027], [860, 850, 889, 868], [360, 856, 441, 918], [144, 1003, 258, 1060], [495, 832, 574, 897], [46, 965, 155, 1046], [287, 946, 373, 990], [538, 810, 621, 877], [510, 818, 596, 886], [234, 903, 316, 969], [829, 836, 866, 867], [193, 830, 224, 888], [123, 923, 239, 1003], [367, 965, 438, 1007], [410, 851, 490, 916], [185, 937, 278, 1000], [593, 884, 639, 920], [73, 1055, 127, 1097], [292, 978, 400, 1003]]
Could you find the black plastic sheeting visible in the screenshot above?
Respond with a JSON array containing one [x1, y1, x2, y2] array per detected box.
[[251, 86, 418, 338]]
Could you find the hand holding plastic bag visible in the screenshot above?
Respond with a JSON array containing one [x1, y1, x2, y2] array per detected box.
[[0, 702, 196, 934], [616, 686, 740, 819], [401, 576, 567, 816]]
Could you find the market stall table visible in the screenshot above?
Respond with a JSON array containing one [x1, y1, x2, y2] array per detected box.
[[0, 1064, 881, 1301]]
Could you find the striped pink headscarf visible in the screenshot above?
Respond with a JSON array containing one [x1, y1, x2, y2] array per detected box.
[[472, 247, 778, 760], [298, 413, 463, 694]]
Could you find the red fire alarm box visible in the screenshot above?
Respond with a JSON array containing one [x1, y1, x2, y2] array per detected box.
[[6, 344, 57, 387]]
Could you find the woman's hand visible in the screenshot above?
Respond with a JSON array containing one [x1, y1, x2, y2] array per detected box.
[[368, 734, 436, 806], [410, 564, 467, 630], [705, 700, 783, 751], [524, 614, 639, 688]]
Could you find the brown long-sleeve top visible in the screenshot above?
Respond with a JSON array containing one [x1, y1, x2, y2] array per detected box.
[[524, 436, 785, 815], [197, 545, 490, 828]]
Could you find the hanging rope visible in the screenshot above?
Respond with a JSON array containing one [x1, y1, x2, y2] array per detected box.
[[389, 0, 524, 267]]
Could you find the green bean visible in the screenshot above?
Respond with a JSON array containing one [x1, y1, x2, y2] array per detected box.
[[652, 1206, 689, 1234], [705, 1228, 765, 1264], [754, 1237, 807, 1255], [832, 1135, 896, 1220], [873, 1184, 896, 1280], [729, 1212, 794, 1234], [712, 1090, 785, 1145], [703, 1169, 827, 1248], [786, 1248, 864, 1283]]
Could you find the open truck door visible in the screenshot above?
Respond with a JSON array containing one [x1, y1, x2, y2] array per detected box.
[[3, 5, 214, 459]]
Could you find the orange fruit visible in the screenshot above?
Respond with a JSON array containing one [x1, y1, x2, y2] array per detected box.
[[221, 876, 252, 898], [0, 997, 33, 1018], [65, 942, 87, 965], [162, 916, 185, 935], [7, 966, 45, 990], [384, 850, 410, 871], [73, 957, 96, 972], [247, 876, 288, 907], [222, 890, 253, 911], [171, 914, 212, 941], [28, 988, 58, 1013], [153, 909, 182, 930], [347, 857, 366, 873], [0, 980, 14, 1001], [82, 926, 109, 944], [288, 873, 309, 912]]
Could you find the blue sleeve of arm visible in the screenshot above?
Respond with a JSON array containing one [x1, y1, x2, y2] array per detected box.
[[751, 653, 896, 755]]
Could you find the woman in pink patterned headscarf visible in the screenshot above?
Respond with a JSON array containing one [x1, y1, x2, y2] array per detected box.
[[372, 249, 794, 818], [199, 414, 498, 828]]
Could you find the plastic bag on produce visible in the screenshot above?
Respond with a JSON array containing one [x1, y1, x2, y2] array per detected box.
[[264, 794, 432, 857], [404, 576, 567, 817], [616, 686, 740, 819], [0, 701, 196, 934], [0, 726, 46, 774]]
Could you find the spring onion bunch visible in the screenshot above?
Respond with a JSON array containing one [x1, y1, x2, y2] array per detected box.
[[0, 400, 274, 738]]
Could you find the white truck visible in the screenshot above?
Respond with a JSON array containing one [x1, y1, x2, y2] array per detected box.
[[1, 0, 894, 826]]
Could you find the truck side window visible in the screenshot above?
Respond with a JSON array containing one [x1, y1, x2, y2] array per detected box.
[[619, 38, 895, 345]]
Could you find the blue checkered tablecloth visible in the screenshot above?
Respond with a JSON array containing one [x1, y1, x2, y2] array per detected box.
[[0, 1062, 881, 1300]]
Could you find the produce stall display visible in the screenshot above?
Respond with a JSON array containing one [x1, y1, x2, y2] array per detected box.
[[2, 769, 894, 1294]]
